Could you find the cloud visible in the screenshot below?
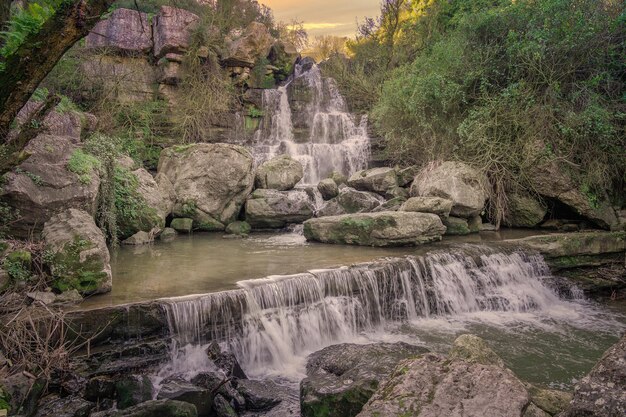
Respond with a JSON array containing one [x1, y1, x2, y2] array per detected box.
[[302, 22, 346, 30]]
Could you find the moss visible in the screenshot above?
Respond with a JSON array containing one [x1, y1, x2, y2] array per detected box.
[[226, 221, 251, 236], [172, 144, 194, 154], [67, 149, 100, 185], [48, 237, 108, 294], [3, 250, 32, 282]]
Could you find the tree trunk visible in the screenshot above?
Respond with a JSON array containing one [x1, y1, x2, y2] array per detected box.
[[0, 1, 11, 31], [0, 0, 115, 139]]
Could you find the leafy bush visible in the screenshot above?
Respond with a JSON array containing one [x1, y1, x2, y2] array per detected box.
[[67, 149, 101, 184]]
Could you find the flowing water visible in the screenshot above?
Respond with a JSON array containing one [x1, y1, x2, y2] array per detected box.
[[253, 63, 370, 184]]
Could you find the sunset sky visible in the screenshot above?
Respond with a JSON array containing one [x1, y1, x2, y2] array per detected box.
[[260, 0, 381, 38]]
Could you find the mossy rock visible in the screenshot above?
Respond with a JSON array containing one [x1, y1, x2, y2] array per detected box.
[[3, 250, 33, 282], [444, 217, 470, 235], [48, 238, 108, 294], [225, 221, 251, 236], [170, 218, 193, 233], [115, 375, 154, 409], [115, 167, 164, 239]]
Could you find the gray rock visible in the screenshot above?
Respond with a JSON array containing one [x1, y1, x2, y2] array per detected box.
[[255, 155, 303, 191], [33, 394, 94, 417], [237, 379, 282, 411], [115, 375, 154, 409], [347, 167, 399, 196], [159, 227, 177, 241], [301, 342, 428, 417], [400, 196, 453, 218], [448, 334, 505, 366], [526, 385, 572, 416], [85, 8, 153, 54], [224, 22, 275, 67], [82, 55, 156, 103], [468, 214, 483, 232], [372, 197, 407, 213], [157, 379, 212, 417], [246, 189, 314, 228], [158, 143, 255, 225], [396, 165, 419, 187], [561, 334, 625, 417], [225, 221, 251, 236], [318, 178, 339, 200], [411, 161, 489, 218], [15, 100, 94, 140], [304, 211, 446, 247], [336, 187, 383, 214], [42, 209, 111, 295], [385, 185, 409, 200], [122, 230, 155, 245], [504, 194, 547, 228], [213, 394, 236, 417], [90, 399, 197, 417], [153, 6, 199, 58], [444, 216, 471, 235], [133, 168, 175, 226], [317, 198, 346, 217], [481, 222, 498, 232], [524, 403, 551, 417], [0, 268, 9, 291], [170, 218, 193, 233], [26, 291, 56, 305]]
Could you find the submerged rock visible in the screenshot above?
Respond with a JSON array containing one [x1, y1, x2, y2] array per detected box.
[[301, 342, 428, 417], [245, 189, 314, 228], [255, 155, 303, 191], [122, 230, 155, 245], [304, 211, 446, 247]]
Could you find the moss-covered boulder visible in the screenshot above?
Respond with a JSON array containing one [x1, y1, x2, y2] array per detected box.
[[225, 221, 252, 236], [255, 154, 304, 191], [170, 218, 193, 233], [42, 209, 111, 295], [301, 342, 428, 417], [444, 216, 471, 235], [504, 194, 547, 228], [318, 178, 339, 201], [304, 211, 446, 247]]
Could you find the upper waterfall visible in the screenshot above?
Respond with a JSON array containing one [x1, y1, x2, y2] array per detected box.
[[253, 61, 371, 184]]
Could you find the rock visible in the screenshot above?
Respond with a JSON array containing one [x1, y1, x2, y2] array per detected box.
[[561, 334, 626, 417], [524, 403, 551, 417], [213, 394, 236, 417], [318, 178, 339, 200], [245, 189, 314, 228], [122, 230, 155, 245], [158, 58, 183, 85], [317, 198, 346, 217], [0, 268, 9, 291], [505, 194, 547, 227], [42, 209, 112, 295], [84, 376, 116, 402], [26, 291, 56, 305], [336, 187, 383, 214], [444, 216, 471, 235], [329, 171, 348, 186], [347, 167, 399, 196], [268, 40, 300, 78], [396, 165, 419, 187], [160, 227, 177, 241], [357, 352, 529, 417], [411, 161, 489, 218], [157, 380, 212, 417], [170, 218, 193, 233], [255, 155, 304, 191], [0, 135, 100, 238], [133, 168, 175, 226], [468, 214, 483, 232], [15, 100, 94, 140], [82, 55, 156, 103], [481, 222, 498, 231], [115, 375, 154, 409], [372, 197, 406, 213], [301, 342, 428, 417], [237, 379, 282, 411], [225, 221, 251, 236], [400, 196, 453, 218], [86, 8, 153, 54], [158, 143, 255, 225], [224, 22, 275, 67], [526, 386, 572, 416], [385, 186, 409, 200], [1, 373, 46, 416], [153, 6, 200, 58], [303, 211, 446, 247], [33, 394, 94, 417], [90, 399, 197, 417], [206, 342, 247, 379], [448, 334, 505, 366]]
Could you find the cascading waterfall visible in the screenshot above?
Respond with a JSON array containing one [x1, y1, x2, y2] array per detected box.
[[253, 63, 371, 184], [162, 247, 585, 378]]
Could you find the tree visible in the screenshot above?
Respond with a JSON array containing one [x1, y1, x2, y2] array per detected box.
[[307, 35, 348, 62]]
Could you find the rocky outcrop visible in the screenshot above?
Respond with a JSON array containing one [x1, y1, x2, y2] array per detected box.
[[504, 194, 547, 228], [158, 144, 255, 227], [15, 100, 96, 140], [400, 196, 453, 218], [561, 334, 625, 417], [245, 189, 314, 228], [411, 161, 488, 218], [255, 155, 303, 190], [1, 135, 100, 238], [42, 209, 111, 295], [85, 8, 153, 54], [153, 6, 199, 59], [347, 167, 399, 197], [224, 22, 275, 68], [301, 342, 428, 417], [304, 211, 446, 246]]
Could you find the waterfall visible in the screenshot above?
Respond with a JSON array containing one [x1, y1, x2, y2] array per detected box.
[[253, 63, 371, 184], [161, 247, 583, 378]]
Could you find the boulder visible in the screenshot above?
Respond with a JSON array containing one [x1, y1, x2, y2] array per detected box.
[[329, 171, 348, 186], [317, 198, 346, 217], [153, 6, 200, 58], [385, 186, 409, 200], [15, 100, 95, 140], [318, 178, 339, 200], [448, 334, 505, 366], [255, 155, 303, 191], [85, 8, 153, 54], [561, 334, 626, 417], [224, 22, 275, 67], [347, 167, 398, 196], [42, 209, 111, 295], [33, 394, 94, 417], [158, 143, 255, 226], [0, 135, 99, 238], [301, 342, 428, 417], [160, 227, 177, 241], [133, 168, 175, 224], [245, 189, 314, 228], [468, 214, 482, 232], [444, 216, 471, 235], [304, 211, 446, 247], [237, 379, 282, 411], [336, 187, 383, 214], [115, 375, 154, 409], [157, 380, 212, 417], [122, 230, 155, 245], [170, 218, 193, 233], [372, 197, 406, 213], [526, 386, 572, 416], [400, 196, 453, 218], [225, 221, 251, 236], [411, 161, 488, 218], [396, 165, 419, 187], [504, 194, 547, 228], [268, 40, 300, 78], [90, 399, 197, 417]]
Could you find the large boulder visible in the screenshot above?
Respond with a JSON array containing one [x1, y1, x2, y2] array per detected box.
[[504, 194, 547, 228], [0, 135, 100, 238], [157, 143, 255, 226], [400, 196, 453, 218], [132, 168, 175, 225], [224, 22, 275, 68], [304, 211, 446, 247], [411, 161, 488, 218], [42, 209, 111, 295], [301, 343, 428, 417], [245, 189, 314, 228], [347, 167, 398, 196], [153, 6, 200, 58], [317, 178, 339, 200], [336, 187, 383, 214], [255, 155, 303, 191], [561, 334, 626, 417], [85, 8, 153, 54]]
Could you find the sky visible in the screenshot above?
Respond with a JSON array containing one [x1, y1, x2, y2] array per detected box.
[[260, 0, 381, 38]]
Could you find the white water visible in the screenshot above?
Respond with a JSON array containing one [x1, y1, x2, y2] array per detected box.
[[160, 247, 623, 381], [253, 63, 370, 184]]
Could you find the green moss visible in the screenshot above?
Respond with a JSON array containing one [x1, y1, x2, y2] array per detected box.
[[67, 149, 101, 185], [47, 238, 107, 294], [172, 144, 194, 154], [3, 250, 32, 282]]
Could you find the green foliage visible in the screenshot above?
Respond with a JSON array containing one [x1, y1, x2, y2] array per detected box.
[[14, 167, 44, 186], [67, 149, 101, 184], [3, 250, 32, 283], [247, 105, 264, 118], [46, 237, 107, 293], [113, 166, 162, 239]]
